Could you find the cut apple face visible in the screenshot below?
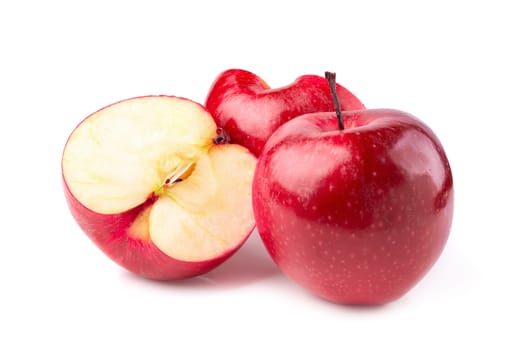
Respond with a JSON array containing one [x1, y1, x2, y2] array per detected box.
[[63, 96, 256, 263]]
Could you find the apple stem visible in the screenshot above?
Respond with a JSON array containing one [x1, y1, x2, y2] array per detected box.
[[213, 128, 230, 145], [325, 71, 344, 131]]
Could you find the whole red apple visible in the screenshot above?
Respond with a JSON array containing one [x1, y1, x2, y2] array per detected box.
[[62, 96, 257, 280], [205, 69, 365, 156], [252, 73, 454, 304]]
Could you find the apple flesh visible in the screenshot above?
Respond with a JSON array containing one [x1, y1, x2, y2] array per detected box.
[[62, 96, 257, 280], [253, 109, 454, 304], [205, 69, 365, 156]]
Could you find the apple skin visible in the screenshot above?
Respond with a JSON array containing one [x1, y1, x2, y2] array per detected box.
[[62, 96, 256, 281], [205, 69, 365, 156], [63, 180, 246, 280], [252, 109, 454, 304]]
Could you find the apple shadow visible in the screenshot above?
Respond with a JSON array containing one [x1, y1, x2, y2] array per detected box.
[[122, 229, 281, 290], [204, 230, 281, 287], [294, 287, 392, 313]]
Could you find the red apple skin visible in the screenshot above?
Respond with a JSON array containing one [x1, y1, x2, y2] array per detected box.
[[253, 109, 454, 304], [205, 69, 365, 156], [63, 176, 250, 280]]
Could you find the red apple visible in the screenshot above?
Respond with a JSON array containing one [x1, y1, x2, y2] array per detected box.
[[205, 69, 365, 156], [252, 73, 454, 304], [62, 96, 257, 280]]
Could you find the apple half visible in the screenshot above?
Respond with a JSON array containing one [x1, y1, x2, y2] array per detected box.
[[62, 96, 257, 280]]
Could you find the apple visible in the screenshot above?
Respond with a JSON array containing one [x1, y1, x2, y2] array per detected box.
[[62, 96, 257, 280], [252, 73, 454, 304], [205, 69, 365, 156]]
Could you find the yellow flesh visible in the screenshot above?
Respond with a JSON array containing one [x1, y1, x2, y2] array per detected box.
[[62, 96, 256, 261], [149, 145, 255, 261]]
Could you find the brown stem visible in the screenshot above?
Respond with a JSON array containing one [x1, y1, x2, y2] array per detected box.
[[213, 127, 230, 145], [325, 71, 344, 131]]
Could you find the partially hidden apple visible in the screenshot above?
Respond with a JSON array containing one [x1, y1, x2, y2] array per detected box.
[[205, 69, 365, 156], [62, 96, 257, 280], [252, 73, 454, 304]]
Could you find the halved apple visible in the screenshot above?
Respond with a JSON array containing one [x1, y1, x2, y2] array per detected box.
[[62, 96, 257, 280]]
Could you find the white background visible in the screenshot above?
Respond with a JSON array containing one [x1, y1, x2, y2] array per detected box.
[[1, 0, 522, 348]]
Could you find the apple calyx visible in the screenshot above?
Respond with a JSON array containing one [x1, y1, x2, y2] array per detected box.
[[325, 71, 345, 131], [213, 127, 230, 145]]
